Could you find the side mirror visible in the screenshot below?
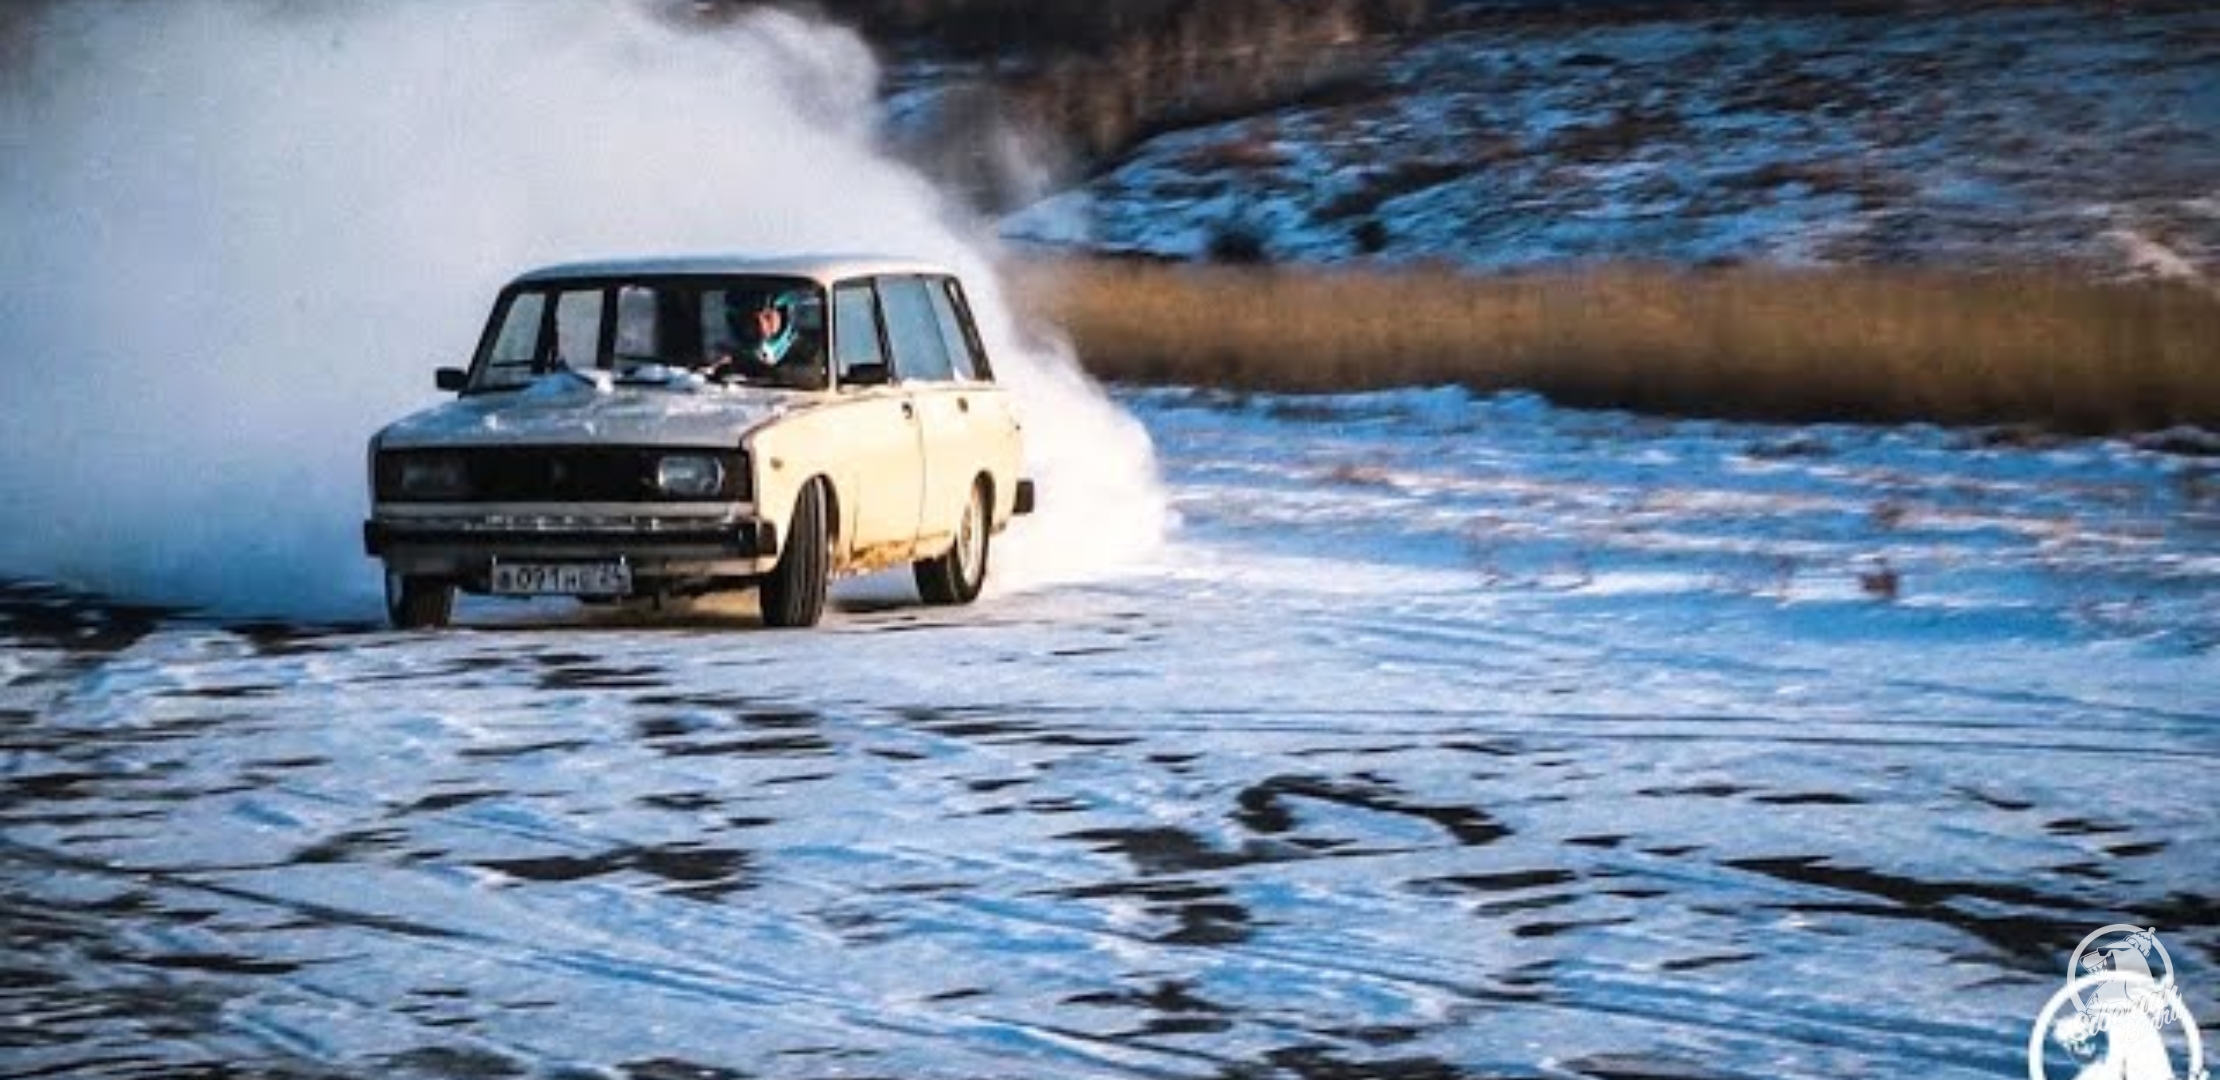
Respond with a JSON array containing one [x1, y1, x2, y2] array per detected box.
[[842, 363, 890, 388], [435, 367, 468, 392]]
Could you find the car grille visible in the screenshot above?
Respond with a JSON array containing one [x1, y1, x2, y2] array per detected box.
[[376, 447, 747, 503]]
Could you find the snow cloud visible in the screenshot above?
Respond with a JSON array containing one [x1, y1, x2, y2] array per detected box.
[[0, 0, 1163, 618]]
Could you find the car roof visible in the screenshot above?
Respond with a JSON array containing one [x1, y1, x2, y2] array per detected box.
[[511, 253, 955, 287]]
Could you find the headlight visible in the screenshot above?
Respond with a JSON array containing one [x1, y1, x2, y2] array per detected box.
[[381, 453, 471, 500], [655, 454, 726, 499]]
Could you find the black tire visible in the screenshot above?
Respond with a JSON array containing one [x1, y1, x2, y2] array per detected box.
[[760, 480, 830, 628], [914, 480, 991, 606], [385, 572, 454, 630]]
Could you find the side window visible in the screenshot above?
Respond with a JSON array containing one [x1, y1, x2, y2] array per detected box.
[[479, 290, 546, 390], [943, 278, 994, 381], [832, 283, 887, 384], [926, 277, 984, 382], [880, 276, 955, 383], [551, 288, 605, 369]]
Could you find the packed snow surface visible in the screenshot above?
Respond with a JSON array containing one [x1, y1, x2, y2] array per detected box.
[[4, 390, 2215, 1079]]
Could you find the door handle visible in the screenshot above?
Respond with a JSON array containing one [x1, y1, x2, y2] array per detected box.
[[957, 397, 970, 414], [901, 402, 915, 420]]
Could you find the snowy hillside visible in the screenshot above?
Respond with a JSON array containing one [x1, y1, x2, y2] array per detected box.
[[996, 4, 2219, 279]]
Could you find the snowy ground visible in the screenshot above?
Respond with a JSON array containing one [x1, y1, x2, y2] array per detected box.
[[999, 4, 2220, 281], [4, 390, 2216, 1079]]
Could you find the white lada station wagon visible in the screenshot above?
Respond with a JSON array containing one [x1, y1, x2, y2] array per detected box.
[[364, 255, 1034, 629]]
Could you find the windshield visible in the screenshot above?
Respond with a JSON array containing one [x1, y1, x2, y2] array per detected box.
[[471, 275, 828, 392]]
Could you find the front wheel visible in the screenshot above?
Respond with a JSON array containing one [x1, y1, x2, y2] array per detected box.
[[914, 480, 990, 606], [385, 572, 454, 630], [760, 480, 830, 628]]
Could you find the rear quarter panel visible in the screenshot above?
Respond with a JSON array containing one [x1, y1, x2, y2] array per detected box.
[[931, 384, 1025, 536]]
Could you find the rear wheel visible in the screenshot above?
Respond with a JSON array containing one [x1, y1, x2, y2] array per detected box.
[[760, 480, 830, 628], [914, 480, 990, 606], [385, 572, 454, 630]]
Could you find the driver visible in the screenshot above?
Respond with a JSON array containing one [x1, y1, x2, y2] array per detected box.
[[708, 291, 801, 379], [745, 291, 798, 366]]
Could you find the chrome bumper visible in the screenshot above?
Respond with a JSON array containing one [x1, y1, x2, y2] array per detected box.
[[365, 514, 778, 581]]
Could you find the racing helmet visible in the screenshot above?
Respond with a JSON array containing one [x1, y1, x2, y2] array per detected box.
[[745, 289, 800, 365]]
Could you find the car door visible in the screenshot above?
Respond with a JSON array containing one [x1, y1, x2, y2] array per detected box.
[[926, 275, 1021, 519], [830, 280, 925, 563], [876, 276, 982, 555]]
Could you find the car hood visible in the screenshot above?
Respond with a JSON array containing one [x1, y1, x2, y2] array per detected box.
[[375, 372, 808, 450]]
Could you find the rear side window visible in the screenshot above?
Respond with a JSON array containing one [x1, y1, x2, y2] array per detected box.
[[926, 278, 985, 382], [879, 277, 955, 383]]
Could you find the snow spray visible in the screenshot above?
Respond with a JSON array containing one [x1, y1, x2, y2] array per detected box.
[[0, 0, 1163, 619]]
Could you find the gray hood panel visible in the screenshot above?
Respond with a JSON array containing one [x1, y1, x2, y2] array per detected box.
[[376, 374, 809, 450]]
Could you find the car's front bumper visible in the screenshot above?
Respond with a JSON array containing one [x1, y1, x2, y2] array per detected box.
[[365, 512, 778, 582]]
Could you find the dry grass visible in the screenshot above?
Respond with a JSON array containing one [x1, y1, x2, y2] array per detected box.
[[1012, 259, 2220, 433]]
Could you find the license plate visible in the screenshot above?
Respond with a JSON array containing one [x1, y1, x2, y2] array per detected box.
[[491, 560, 632, 597]]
